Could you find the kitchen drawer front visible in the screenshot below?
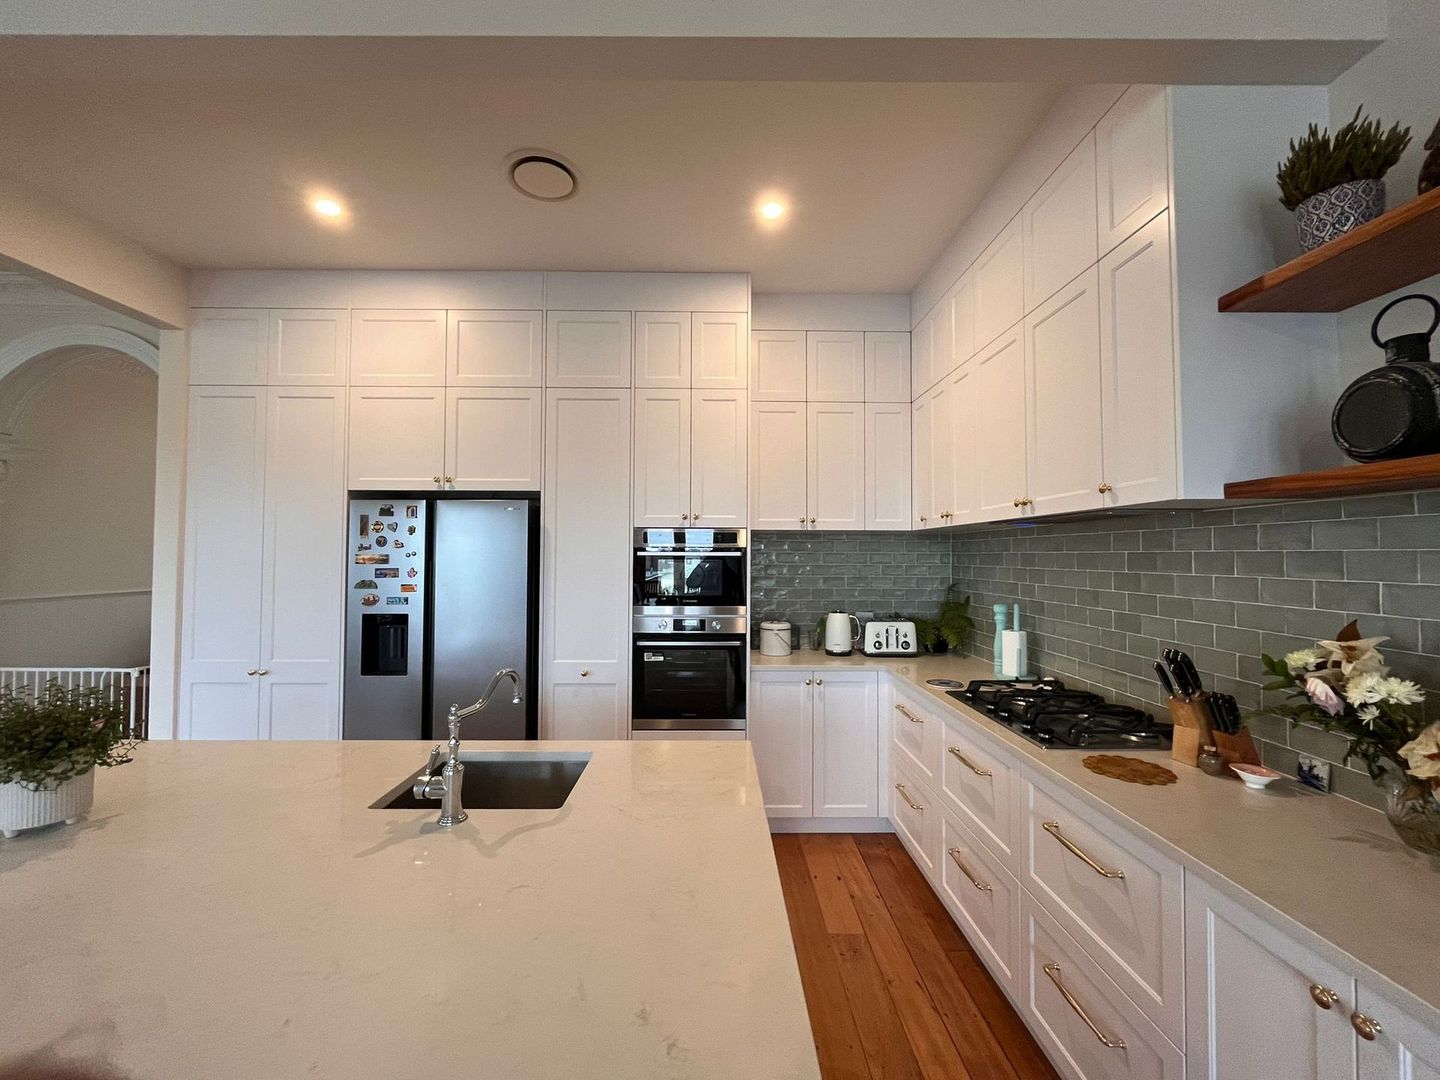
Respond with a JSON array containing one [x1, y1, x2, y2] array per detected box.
[[1021, 893, 1184, 1080], [1021, 770, 1184, 1043], [939, 806, 1020, 996], [890, 685, 940, 783], [891, 755, 938, 877], [939, 712, 1020, 871]]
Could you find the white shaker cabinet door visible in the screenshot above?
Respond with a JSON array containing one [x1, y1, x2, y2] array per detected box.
[[864, 402, 911, 531], [189, 309, 267, 385], [1098, 210, 1178, 506], [346, 387, 446, 490], [1022, 132, 1098, 312], [258, 387, 346, 740], [806, 330, 865, 402], [806, 401, 865, 530], [348, 309, 444, 385], [1356, 981, 1440, 1080], [180, 387, 266, 739], [973, 218, 1025, 354], [972, 329, 1028, 520], [633, 311, 691, 389], [446, 310, 543, 387], [911, 390, 935, 529], [632, 388, 691, 527], [1185, 874, 1357, 1080], [750, 330, 807, 401], [749, 399, 808, 530], [813, 671, 879, 817], [542, 388, 632, 740], [928, 374, 954, 527], [446, 387, 544, 490], [692, 312, 748, 389], [911, 314, 936, 399], [942, 362, 980, 527], [545, 310, 632, 387], [1096, 85, 1171, 255], [268, 309, 349, 385], [691, 389, 747, 527], [864, 331, 911, 403], [748, 671, 814, 817], [1025, 267, 1105, 517]]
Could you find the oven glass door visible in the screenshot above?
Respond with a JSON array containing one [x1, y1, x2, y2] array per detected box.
[[633, 551, 745, 610], [632, 635, 746, 729]]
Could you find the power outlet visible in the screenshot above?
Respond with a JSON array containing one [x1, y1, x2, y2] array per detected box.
[[1297, 756, 1332, 793]]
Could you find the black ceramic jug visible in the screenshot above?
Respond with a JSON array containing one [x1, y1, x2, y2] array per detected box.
[[1331, 293, 1440, 462]]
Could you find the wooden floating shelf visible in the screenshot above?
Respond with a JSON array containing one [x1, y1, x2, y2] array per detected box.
[[1224, 453, 1440, 500], [1218, 187, 1440, 313]]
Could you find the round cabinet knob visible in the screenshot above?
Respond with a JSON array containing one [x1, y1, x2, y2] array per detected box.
[[681, 514, 689, 521], [1309, 984, 1340, 1010], [815, 678, 823, 686], [919, 515, 928, 524], [1350, 1012, 1383, 1041], [444, 476, 455, 484], [808, 517, 816, 524], [246, 669, 258, 676], [1098, 482, 1114, 494], [1020, 497, 1034, 507], [432, 476, 442, 485], [692, 513, 701, 521], [1013, 498, 1023, 508], [579, 670, 590, 678], [804, 678, 813, 686], [256, 669, 269, 676], [799, 517, 807, 525]]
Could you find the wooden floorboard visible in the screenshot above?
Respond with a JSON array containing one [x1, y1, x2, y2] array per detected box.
[[774, 833, 1059, 1080]]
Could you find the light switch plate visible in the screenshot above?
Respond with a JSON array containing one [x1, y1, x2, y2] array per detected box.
[[1297, 756, 1331, 792]]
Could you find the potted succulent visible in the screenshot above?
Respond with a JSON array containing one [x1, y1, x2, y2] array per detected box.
[[0, 681, 135, 839], [1277, 106, 1411, 251], [1254, 621, 1437, 854]]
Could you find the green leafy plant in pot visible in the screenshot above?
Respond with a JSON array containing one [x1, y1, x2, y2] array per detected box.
[[1277, 106, 1411, 252], [0, 681, 135, 838]]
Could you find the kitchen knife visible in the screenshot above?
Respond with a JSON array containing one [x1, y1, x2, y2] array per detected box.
[[1154, 661, 1176, 699], [1207, 694, 1229, 734], [1176, 651, 1204, 695], [1223, 695, 1244, 735], [1163, 650, 1193, 696]]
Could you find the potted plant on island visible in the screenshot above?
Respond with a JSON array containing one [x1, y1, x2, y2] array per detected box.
[[1254, 621, 1438, 855], [1277, 106, 1411, 251], [0, 681, 135, 839]]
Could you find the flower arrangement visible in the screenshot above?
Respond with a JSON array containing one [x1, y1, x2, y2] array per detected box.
[[1258, 621, 1434, 790]]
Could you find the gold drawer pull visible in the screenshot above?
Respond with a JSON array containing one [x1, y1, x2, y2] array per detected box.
[[947, 745, 992, 776], [894, 783, 924, 811], [1309, 984, 1340, 1010], [1042, 821, 1125, 879], [947, 847, 992, 891], [1043, 963, 1126, 1049], [1350, 1012, 1383, 1041], [895, 703, 924, 724]]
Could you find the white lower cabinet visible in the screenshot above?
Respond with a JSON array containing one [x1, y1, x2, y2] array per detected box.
[[890, 752, 938, 876], [749, 671, 814, 817], [938, 713, 1020, 870], [1356, 982, 1440, 1080], [939, 808, 1021, 994]]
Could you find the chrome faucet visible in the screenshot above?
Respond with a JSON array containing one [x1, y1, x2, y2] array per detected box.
[[411, 669, 523, 828]]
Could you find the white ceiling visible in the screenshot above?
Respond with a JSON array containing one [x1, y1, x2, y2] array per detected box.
[[0, 68, 1060, 293]]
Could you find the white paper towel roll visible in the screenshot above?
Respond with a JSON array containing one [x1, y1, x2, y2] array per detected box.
[[1000, 630, 1028, 679]]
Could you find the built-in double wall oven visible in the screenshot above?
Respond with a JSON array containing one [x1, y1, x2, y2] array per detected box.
[[631, 528, 747, 733]]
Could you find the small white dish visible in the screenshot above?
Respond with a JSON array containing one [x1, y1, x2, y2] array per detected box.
[[1230, 763, 1283, 790]]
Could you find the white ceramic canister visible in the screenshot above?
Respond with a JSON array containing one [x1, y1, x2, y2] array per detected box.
[[760, 621, 793, 657]]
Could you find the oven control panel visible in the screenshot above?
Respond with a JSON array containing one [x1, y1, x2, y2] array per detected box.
[[634, 614, 747, 635]]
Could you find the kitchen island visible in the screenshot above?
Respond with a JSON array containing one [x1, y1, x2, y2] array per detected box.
[[0, 740, 820, 1080]]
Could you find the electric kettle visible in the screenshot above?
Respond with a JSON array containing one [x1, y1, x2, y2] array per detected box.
[[824, 611, 860, 656]]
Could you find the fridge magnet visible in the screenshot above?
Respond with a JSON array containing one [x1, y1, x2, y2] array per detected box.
[[405, 551, 417, 558], [406, 566, 418, 578], [355, 553, 390, 565], [353, 578, 378, 590], [407, 525, 417, 535], [386, 521, 398, 532], [405, 505, 419, 519], [400, 583, 417, 593], [375, 567, 399, 579], [358, 514, 370, 537], [385, 596, 409, 606], [375, 536, 388, 548], [356, 543, 372, 552], [371, 521, 385, 534], [392, 541, 404, 550], [360, 593, 380, 607], [378, 504, 395, 517]]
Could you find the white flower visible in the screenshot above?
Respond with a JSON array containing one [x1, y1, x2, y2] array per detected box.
[[1305, 677, 1346, 717], [1358, 704, 1380, 727], [1378, 677, 1426, 707], [1343, 672, 1387, 707], [1317, 635, 1389, 677], [1285, 648, 1326, 675], [1400, 723, 1440, 782]]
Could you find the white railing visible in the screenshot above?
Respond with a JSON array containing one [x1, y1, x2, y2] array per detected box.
[[0, 666, 151, 739]]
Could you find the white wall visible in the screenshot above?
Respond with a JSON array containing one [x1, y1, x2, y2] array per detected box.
[[752, 293, 910, 332]]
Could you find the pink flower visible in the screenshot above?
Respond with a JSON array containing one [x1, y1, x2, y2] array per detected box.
[[1305, 676, 1345, 716]]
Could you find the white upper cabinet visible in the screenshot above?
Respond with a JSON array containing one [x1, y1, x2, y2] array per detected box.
[[949, 275, 977, 372], [942, 362, 979, 526], [911, 391, 935, 529], [749, 399, 808, 530], [973, 219, 1025, 353], [446, 387, 544, 490], [691, 389, 747, 527], [268, 309, 349, 385], [749, 329, 807, 401], [928, 375, 954, 527], [633, 311, 691, 389], [933, 287, 956, 388], [348, 309, 444, 385], [812, 671, 879, 817], [632, 388, 692, 527], [346, 386, 446, 489], [911, 315, 935, 399], [545, 310, 632, 387], [1023, 133, 1098, 312], [692, 312, 748, 389], [190, 309, 267, 384], [446, 310, 543, 387], [864, 332, 911, 403], [1025, 268, 1105, 516], [972, 329, 1028, 520], [806, 331, 866, 402], [1096, 85, 1171, 255], [864, 402, 911, 531], [1099, 211, 1178, 506], [807, 401, 865, 529]]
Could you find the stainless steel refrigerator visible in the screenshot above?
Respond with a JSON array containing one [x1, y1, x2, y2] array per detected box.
[[343, 495, 539, 741]]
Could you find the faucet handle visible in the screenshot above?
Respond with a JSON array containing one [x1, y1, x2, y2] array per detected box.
[[447, 705, 463, 745], [425, 743, 442, 774]]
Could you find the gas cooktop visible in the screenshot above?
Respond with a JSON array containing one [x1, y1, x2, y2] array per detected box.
[[947, 678, 1172, 751]]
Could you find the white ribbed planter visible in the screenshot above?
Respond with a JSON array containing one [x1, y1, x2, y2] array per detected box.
[[0, 769, 94, 838]]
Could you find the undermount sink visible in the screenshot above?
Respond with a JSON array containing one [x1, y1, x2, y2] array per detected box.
[[371, 751, 590, 811]]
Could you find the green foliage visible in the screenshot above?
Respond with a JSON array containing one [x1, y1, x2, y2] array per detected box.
[[1276, 105, 1412, 210], [0, 681, 136, 789], [938, 585, 975, 651], [908, 616, 946, 654]]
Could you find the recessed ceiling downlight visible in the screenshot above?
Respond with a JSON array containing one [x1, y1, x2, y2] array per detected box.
[[508, 153, 577, 201]]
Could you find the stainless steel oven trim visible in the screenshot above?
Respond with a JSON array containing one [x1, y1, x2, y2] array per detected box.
[[633, 527, 747, 550], [631, 717, 747, 732], [635, 639, 745, 648], [637, 548, 745, 557], [632, 605, 748, 617]]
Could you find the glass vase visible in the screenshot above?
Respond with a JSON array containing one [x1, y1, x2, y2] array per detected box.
[[1383, 772, 1440, 856]]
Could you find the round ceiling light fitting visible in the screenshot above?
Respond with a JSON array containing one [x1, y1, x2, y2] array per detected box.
[[507, 151, 578, 202]]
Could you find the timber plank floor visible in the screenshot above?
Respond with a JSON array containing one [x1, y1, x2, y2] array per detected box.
[[773, 832, 1060, 1080]]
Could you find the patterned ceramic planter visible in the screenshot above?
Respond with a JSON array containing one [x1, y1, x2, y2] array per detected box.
[[0, 769, 94, 838], [1293, 178, 1386, 251]]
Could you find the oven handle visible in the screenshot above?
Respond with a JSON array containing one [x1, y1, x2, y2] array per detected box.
[[636, 549, 745, 557], [635, 640, 746, 648]]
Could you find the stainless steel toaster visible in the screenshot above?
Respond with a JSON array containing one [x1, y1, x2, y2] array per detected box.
[[862, 620, 918, 656]]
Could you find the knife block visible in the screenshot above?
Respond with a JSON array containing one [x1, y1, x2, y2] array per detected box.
[[1165, 696, 1214, 768], [1212, 728, 1263, 767]]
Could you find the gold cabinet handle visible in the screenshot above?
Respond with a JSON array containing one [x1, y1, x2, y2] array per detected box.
[[681, 513, 689, 521], [579, 670, 590, 677], [919, 515, 927, 524], [444, 475, 455, 483], [1013, 498, 1023, 508], [245, 669, 258, 676], [895, 703, 924, 724], [1098, 482, 1113, 494], [947, 745, 992, 776], [432, 476, 442, 485], [1350, 1012, 1383, 1041], [808, 516, 816, 524], [1019, 497, 1034, 507], [1042, 821, 1125, 879], [255, 669, 269, 676], [894, 783, 924, 811], [804, 678, 812, 686], [1043, 963, 1126, 1049], [692, 512, 701, 521], [798, 517, 806, 525], [815, 678, 823, 686], [1309, 984, 1340, 1010], [947, 847, 992, 891]]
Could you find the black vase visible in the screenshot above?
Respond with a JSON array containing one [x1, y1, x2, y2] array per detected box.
[[1332, 294, 1440, 462]]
